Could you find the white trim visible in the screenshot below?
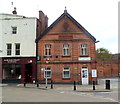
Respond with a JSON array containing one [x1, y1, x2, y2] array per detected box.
[[81, 67, 89, 85], [44, 67, 51, 79], [63, 67, 70, 78], [62, 44, 70, 56]]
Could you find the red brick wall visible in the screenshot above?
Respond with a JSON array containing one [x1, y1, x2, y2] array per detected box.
[[37, 15, 97, 84], [97, 59, 119, 77]]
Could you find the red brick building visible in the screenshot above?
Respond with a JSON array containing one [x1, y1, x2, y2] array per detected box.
[[36, 10, 97, 84]]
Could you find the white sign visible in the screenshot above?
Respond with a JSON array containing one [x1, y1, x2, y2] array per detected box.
[[78, 57, 91, 61], [92, 69, 97, 77]]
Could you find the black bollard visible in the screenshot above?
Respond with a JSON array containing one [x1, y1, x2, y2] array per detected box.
[[106, 80, 110, 90], [24, 80, 26, 87], [51, 80, 53, 89], [93, 81, 95, 90], [74, 81, 76, 91], [37, 80, 39, 87]]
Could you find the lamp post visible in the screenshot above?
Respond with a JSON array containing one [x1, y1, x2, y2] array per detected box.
[[45, 58, 49, 88]]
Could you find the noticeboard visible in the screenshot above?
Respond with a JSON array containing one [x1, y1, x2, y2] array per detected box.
[[92, 69, 97, 77]]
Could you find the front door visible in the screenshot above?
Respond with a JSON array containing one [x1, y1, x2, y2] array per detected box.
[[25, 63, 32, 83], [81, 67, 88, 85]]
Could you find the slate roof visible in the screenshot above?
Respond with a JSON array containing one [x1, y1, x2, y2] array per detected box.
[[35, 10, 96, 42]]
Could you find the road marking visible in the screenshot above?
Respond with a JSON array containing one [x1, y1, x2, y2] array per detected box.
[[60, 91, 65, 93]]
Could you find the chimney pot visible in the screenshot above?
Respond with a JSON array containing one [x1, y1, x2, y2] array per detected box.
[[12, 7, 17, 14]]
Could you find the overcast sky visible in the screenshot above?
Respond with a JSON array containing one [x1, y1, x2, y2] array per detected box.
[[0, 0, 118, 54]]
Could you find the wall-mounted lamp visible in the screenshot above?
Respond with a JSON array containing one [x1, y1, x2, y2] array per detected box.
[[95, 41, 100, 43]]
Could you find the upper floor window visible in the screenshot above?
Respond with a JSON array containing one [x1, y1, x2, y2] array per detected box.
[[12, 27, 17, 34], [7, 44, 12, 55], [81, 44, 88, 56], [63, 44, 70, 56], [44, 44, 51, 56], [15, 43, 20, 55], [63, 67, 70, 78]]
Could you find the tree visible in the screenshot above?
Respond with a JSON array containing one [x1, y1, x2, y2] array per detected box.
[[96, 48, 112, 60]]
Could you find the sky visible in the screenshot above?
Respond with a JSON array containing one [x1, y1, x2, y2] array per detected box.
[[0, 0, 119, 54]]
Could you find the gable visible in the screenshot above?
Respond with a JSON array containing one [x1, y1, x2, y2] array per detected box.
[[36, 11, 96, 42], [48, 16, 83, 33]]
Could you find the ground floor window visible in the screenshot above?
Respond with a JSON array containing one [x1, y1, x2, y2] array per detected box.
[[63, 67, 70, 78], [44, 67, 51, 78], [3, 64, 21, 79]]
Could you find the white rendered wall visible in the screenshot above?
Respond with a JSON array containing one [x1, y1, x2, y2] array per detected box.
[[0, 14, 37, 57]]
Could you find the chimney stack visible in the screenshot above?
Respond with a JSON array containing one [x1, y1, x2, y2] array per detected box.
[[12, 7, 17, 14], [39, 11, 48, 34]]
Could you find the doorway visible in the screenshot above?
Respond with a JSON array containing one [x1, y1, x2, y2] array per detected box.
[[25, 63, 32, 83], [81, 67, 88, 85]]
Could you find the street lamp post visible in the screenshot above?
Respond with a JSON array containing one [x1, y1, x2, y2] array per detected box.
[[45, 58, 49, 88], [45, 66, 48, 88]]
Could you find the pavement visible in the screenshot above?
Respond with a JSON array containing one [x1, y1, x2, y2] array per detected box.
[[1, 80, 119, 102]]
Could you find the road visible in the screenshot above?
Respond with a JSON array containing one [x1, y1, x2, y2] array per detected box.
[[1, 81, 119, 102]]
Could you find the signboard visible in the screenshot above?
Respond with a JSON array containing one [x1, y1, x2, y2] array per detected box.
[[4, 59, 20, 63], [78, 57, 91, 61], [92, 69, 97, 77], [46, 58, 49, 65]]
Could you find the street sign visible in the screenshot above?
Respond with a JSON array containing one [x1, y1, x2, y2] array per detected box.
[[46, 58, 49, 65]]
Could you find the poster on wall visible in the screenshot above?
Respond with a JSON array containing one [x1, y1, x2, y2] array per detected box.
[[92, 69, 97, 77]]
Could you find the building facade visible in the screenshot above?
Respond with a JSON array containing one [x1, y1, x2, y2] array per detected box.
[[36, 10, 97, 84], [0, 8, 48, 83]]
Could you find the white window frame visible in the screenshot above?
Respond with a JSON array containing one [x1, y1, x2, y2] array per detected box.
[[81, 44, 88, 56], [63, 67, 70, 78], [7, 43, 12, 55], [12, 27, 17, 34], [63, 44, 70, 56], [15, 43, 20, 55], [44, 67, 51, 78], [44, 44, 51, 56]]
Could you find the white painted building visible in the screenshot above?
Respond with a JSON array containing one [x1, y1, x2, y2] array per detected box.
[[0, 11, 38, 83], [0, 13, 37, 57]]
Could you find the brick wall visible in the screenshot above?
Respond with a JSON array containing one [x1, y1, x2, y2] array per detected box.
[[37, 13, 97, 84], [97, 59, 119, 77]]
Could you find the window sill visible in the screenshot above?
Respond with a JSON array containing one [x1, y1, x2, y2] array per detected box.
[[44, 78, 51, 79], [62, 56, 71, 57], [44, 56, 52, 58], [62, 78, 71, 80]]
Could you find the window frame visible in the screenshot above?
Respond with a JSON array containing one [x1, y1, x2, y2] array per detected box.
[[15, 43, 20, 55], [44, 67, 51, 79], [81, 44, 88, 56], [63, 67, 70, 78], [12, 27, 17, 34], [44, 44, 51, 56], [62, 44, 70, 56], [7, 43, 12, 55]]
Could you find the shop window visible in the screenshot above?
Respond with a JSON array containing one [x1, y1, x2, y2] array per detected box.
[[44, 67, 51, 78], [3, 64, 21, 79], [63, 67, 70, 78], [15, 43, 20, 55], [7, 44, 12, 55]]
